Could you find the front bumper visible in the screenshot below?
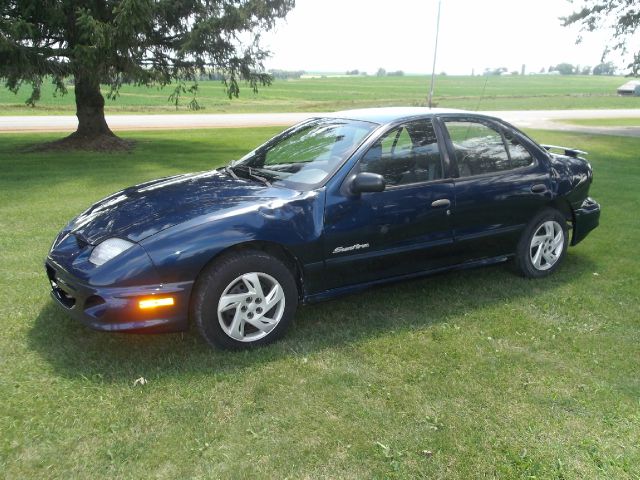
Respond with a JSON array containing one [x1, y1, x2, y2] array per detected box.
[[45, 259, 192, 333], [572, 197, 601, 246]]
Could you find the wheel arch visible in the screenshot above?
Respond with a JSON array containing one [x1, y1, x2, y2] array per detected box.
[[546, 197, 576, 238], [191, 240, 305, 306]]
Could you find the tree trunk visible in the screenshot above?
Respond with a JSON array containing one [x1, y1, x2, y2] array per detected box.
[[30, 71, 132, 151], [73, 73, 114, 138]]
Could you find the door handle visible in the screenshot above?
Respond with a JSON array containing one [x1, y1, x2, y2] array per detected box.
[[431, 199, 451, 208], [531, 184, 547, 194]]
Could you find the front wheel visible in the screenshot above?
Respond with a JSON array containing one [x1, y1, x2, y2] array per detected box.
[[191, 251, 298, 350], [514, 209, 569, 278]]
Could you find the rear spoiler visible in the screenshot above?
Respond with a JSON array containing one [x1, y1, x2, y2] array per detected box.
[[541, 144, 588, 158]]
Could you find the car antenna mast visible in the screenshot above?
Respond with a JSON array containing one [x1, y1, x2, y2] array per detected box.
[[427, 0, 442, 109]]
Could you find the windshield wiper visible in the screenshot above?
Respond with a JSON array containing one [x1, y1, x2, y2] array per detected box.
[[247, 167, 272, 187], [226, 165, 272, 187], [225, 165, 240, 180]]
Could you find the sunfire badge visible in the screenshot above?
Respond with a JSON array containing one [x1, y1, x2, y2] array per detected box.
[[332, 243, 370, 254]]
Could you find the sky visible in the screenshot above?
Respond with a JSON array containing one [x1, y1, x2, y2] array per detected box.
[[262, 0, 633, 75]]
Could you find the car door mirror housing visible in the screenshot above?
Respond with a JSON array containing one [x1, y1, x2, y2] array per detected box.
[[351, 172, 386, 194]]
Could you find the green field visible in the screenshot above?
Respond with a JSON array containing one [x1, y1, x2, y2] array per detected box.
[[1, 128, 639, 478], [2, 75, 640, 115]]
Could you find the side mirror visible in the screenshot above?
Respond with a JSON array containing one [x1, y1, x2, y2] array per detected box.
[[351, 172, 386, 194]]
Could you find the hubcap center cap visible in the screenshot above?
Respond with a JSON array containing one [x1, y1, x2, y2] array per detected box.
[[246, 301, 261, 316]]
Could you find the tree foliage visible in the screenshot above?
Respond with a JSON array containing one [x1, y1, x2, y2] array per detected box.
[[546, 63, 593, 75], [562, 0, 640, 75], [554, 62, 576, 75], [593, 61, 616, 75], [0, 0, 295, 143]]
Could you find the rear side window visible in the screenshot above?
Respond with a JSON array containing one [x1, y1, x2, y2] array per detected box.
[[359, 119, 443, 187], [443, 120, 510, 177]]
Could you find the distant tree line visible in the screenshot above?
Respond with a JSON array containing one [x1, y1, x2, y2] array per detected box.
[[546, 62, 616, 75], [268, 69, 306, 80], [375, 68, 405, 77], [196, 69, 305, 81], [592, 62, 617, 75], [480, 62, 617, 76]]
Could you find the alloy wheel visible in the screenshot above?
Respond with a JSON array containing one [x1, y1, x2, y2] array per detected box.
[[529, 220, 564, 271], [217, 272, 286, 342]]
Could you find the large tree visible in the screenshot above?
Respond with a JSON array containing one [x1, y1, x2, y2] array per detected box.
[[562, 0, 639, 75], [0, 0, 295, 148]]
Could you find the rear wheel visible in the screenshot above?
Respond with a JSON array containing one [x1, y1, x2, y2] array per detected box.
[[514, 209, 569, 278], [191, 251, 298, 350]]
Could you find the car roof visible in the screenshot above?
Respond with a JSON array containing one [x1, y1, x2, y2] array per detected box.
[[325, 107, 477, 125]]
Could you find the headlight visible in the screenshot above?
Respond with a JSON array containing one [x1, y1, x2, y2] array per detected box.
[[89, 238, 134, 266]]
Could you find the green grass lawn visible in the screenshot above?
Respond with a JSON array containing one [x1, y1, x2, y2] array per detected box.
[[565, 117, 640, 127], [0, 128, 638, 478], [2, 75, 640, 115]]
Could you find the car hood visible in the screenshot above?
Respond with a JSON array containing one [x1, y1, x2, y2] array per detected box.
[[68, 170, 298, 244]]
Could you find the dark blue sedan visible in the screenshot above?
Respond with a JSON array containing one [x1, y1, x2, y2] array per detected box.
[[46, 108, 600, 349]]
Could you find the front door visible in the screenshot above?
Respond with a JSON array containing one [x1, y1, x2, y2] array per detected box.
[[322, 119, 455, 290]]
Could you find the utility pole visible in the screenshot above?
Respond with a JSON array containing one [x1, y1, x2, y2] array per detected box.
[[428, 0, 442, 108]]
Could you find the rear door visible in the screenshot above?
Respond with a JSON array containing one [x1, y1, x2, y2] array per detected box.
[[440, 116, 551, 260], [322, 118, 455, 290]]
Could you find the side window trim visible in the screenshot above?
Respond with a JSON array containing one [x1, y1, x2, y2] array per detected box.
[[390, 127, 403, 155], [496, 124, 513, 167], [383, 176, 453, 191], [499, 124, 538, 170], [431, 116, 454, 179]]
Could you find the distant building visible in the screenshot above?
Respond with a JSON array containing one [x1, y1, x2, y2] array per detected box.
[[617, 80, 640, 96]]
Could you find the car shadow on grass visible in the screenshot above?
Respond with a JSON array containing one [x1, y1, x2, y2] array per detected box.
[[28, 252, 596, 383]]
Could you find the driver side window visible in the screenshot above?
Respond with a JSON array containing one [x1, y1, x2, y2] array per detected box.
[[359, 120, 443, 187]]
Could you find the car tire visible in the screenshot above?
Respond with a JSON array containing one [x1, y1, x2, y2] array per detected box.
[[191, 250, 298, 350], [514, 208, 569, 278]]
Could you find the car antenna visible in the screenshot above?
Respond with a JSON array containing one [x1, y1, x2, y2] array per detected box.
[[475, 72, 490, 112], [427, 0, 442, 109]]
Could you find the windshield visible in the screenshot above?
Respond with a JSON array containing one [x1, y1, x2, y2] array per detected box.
[[231, 118, 378, 189]]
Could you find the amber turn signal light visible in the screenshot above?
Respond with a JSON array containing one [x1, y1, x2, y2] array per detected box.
[[139, 297, 175, 309]]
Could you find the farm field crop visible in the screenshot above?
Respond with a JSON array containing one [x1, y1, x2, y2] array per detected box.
[[1, 75, 640, 115], [0, 128, 638, 478]]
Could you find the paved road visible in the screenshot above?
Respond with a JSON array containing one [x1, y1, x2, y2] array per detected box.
[[0, 112, 315, 133], [483, 109, 640, 137], [1, 109, 639, 135]]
